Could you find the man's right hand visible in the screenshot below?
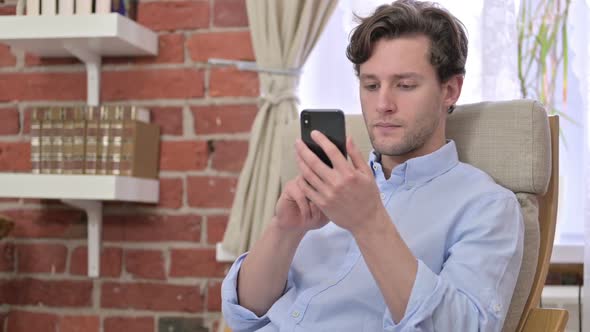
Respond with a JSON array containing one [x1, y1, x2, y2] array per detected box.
[[237, 176, 327, 316], [274, 176, 329, 234]]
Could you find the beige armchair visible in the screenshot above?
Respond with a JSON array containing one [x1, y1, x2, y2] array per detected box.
[[223, 99, 567, 332]]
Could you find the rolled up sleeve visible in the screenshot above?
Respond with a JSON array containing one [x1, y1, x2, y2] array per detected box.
[[221, 253, 271, 332]]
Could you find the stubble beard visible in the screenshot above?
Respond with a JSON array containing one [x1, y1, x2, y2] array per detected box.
[[370, 115, 440, 157]]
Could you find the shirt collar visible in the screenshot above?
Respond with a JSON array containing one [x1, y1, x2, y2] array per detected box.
[[369, 140, 459, 186]]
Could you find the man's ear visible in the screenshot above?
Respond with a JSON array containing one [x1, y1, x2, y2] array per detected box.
[[443, 75, 464, 109]]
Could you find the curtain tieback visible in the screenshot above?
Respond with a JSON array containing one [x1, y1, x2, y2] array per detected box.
[[261, 90, 299, 105]]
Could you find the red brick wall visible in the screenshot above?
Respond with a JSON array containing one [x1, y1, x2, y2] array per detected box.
[[0, 1, 256, 331]]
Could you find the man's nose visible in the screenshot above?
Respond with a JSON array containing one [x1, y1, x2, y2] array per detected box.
[[376, 87, 395, 113]]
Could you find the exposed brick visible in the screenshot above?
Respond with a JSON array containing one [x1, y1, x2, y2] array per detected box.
[[59, 316, 100, 332], [187, 176, 237, 208], [25, 54, 79, 67], [0, 43, 16, 67], [125, 249, 166, 280], [150, 107, 183, 136], [103, 214, 201, 242], [0, 5, 16, 15], [138, 1, 209, 31], [16, 243, 67, 273], [134, 33, 185, 65], [104, 317, 154, 332], [0, 142, 30, 171], [0, 312, 6, 332], [158, 177, 183, 209], [101, 282, 202, 312], [160, 140, 208, 171], [213, 0, 248, 27], [206, 215, 228, 244], [0, 108, 19, 135], [3, 209, 85, 239], [207, 281, 222, 311], [0, 242, 15, 272], [209, 68, 259, 97], [0, 278, 93, 307], [212, 140, 249, 172], [102, 69, 204, 100], [158, 317, 207, 332], [0, 72, 86, 102], [6, 311, 58, 332], [170, 248, 227, 278], [70, 247, 122, 278], [187, 31, 254, 62], [192, 104, 258, 135], [22, 108, 32, 134]]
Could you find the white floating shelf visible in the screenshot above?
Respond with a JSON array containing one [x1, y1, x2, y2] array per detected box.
[[0, 13, 157, 57], [0, 173, 159, 278], [0, 173, 159, 202], [0, 13, 158, 106]]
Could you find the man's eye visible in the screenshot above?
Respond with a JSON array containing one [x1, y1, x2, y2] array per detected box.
[[364, 84, 379, 91], [399, 83, 416, 90]]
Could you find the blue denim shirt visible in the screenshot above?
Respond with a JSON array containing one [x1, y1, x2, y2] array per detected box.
[[222, 140, 524, 332]]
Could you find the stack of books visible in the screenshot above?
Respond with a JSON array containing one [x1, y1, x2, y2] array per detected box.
[[30, 105, 160, 178], [19, 0, 138, 18]]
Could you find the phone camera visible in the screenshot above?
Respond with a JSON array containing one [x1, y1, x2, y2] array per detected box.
[[303, 114, 310, 127]]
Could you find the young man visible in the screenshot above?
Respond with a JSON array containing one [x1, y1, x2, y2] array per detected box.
[[222, 1, 524, 331]]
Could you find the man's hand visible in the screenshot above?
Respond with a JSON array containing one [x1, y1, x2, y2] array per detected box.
[[274, 177, 329, 234], [295, 131, 386, 235]]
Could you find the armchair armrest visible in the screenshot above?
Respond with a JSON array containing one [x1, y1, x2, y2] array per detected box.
[[522, 308, 569, 332]]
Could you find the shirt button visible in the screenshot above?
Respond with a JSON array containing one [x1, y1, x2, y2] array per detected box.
[[291, 310, 300, 318], [380, 192, 386, 200], [493, 303, 502, 313]]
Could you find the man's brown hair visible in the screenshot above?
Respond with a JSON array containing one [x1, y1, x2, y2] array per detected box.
[[346, 0, 468, 83]]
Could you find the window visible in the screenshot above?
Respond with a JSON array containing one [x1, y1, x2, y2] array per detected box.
[[298, 0, 588, 245]]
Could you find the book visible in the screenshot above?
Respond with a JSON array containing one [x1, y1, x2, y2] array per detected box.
[[26, 0, 40, 16], [75, 0, 91, 14], [108, 106, 124, 175], [59, 0, 75, 15], [119, 107, 159, 178], [62, 107, 74, 174], [40, 108, 52, 174], [51, 107, 65, 174], [71, 107, 86, 174], [41, 0, 56, 16], [84, 106, 100, 174], [97, 106, 111, 175], [95, 0, 112, 13], [30, 108, 42, 174]]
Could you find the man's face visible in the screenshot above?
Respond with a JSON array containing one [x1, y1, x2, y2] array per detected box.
[[359, 35, 454, 159]]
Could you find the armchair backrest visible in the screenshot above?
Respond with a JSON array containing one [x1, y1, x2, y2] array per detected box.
[[280, 100, 558, 332]]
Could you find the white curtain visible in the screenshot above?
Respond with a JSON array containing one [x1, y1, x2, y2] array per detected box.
[[220, 0, 338, 257]]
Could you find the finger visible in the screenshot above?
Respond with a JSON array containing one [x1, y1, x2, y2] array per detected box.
[[297, 174, 323, 207], [310, 201, 320, 222], [288, 178, 312, 220], [347, 137, 372, 176], [295, 138, 333, 183], [310, 130, 349, 171], [295, 152, 328, 195]]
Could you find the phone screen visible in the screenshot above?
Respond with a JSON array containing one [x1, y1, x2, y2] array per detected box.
[[300, 109, 347, 167]]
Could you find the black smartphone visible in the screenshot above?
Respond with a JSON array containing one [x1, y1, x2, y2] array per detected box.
[[300, 109, 347, 168]]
